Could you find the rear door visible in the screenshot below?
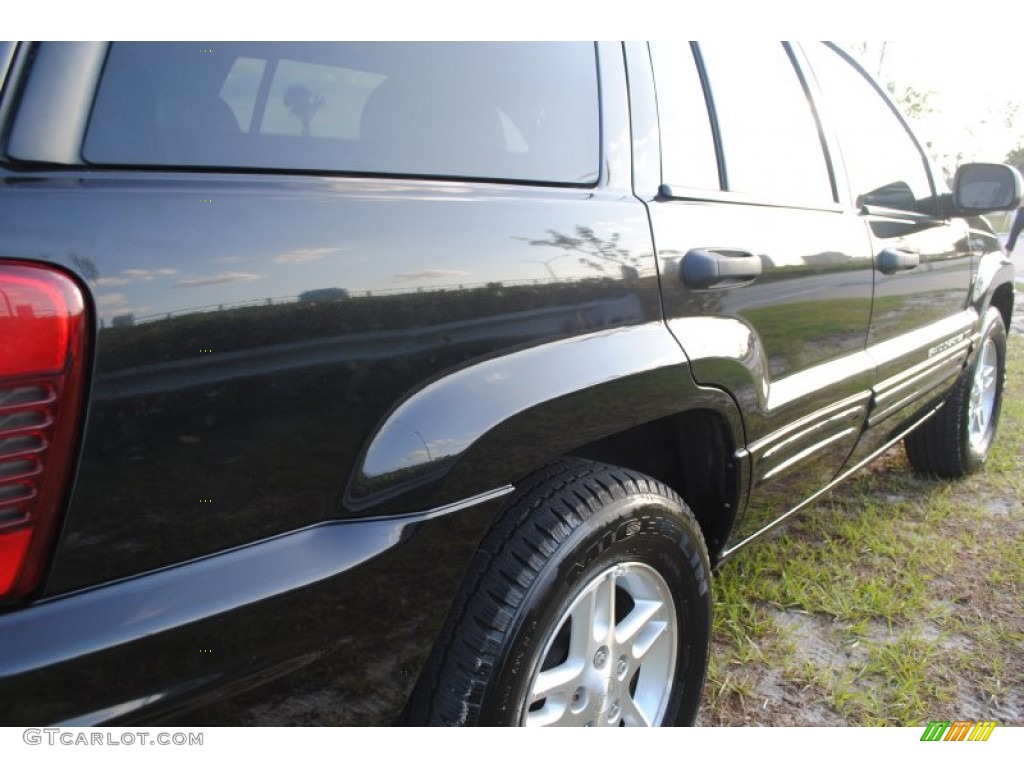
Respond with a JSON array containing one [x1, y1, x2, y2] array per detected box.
[[645, 42, 876, 549]]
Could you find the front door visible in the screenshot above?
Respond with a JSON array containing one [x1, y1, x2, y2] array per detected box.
[[800, 43, 975, 461]]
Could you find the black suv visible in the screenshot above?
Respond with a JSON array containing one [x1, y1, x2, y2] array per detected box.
[[0, 42, 1018, 727]]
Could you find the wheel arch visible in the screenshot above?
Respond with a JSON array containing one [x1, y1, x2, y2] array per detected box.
[[989, 280, 1014, 338], [567, 408, 742, 561], [343, 323, 747, 553]]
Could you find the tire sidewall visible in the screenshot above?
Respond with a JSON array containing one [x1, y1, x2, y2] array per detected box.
[[479, 494, 711, 726], [964, 308, 1007, 470]]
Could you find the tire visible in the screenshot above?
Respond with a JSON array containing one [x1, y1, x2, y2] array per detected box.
[[412, 458, 712, 726], [904, 307, 1007, 477]]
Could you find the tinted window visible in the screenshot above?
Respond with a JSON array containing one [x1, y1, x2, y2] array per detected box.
[[649, 43, 720, 190], [801, 43, 933, 213], [698, 42, 833, 203], [84, 43, 599, 185]]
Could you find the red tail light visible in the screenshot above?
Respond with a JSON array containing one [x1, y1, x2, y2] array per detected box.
[[0, 262, 88, 599]]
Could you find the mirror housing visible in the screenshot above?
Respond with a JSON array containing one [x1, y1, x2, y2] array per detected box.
[[950, 163, 1022, 214]]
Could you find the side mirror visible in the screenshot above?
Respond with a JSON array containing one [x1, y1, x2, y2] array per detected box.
[[952, 163, 1022, 214]]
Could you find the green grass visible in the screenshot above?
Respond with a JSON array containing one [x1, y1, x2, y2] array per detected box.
[[702, 333, 1024, 726]]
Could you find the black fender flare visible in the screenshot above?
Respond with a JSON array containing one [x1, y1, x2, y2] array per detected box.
[[343, 322, 745, 516]]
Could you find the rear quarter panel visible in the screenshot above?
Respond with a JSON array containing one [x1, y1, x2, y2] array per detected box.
[[0, 172, 663, 592]]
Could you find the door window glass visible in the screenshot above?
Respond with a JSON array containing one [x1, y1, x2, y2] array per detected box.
[[802, 43, 934, 213], [697, 42, 833, 203], [648, 43, 720, 190]]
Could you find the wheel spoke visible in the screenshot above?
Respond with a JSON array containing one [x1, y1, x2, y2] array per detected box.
[[981, 366, 996, 392], [524, 688, 601, 726], [573, 570, 615, 648], [530, 659, 585, 699], [631, 618, 671, 663], [559, 708, 596, 727], [619, 692, 652, 727], [524, 697, 573, 727], [615, 598, 664, 649], [615, 593, 671, 665]]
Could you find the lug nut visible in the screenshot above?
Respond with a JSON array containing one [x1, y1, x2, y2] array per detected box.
[[570, 685, 588, 713]]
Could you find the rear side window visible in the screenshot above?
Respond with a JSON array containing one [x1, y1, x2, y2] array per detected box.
[[83, 42, 599, 185]]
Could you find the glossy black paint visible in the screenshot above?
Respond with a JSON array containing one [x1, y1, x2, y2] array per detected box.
[[0, 43, 707, 725], [5, 173, 659, 592], [7, 42, 656, 593], [0, 495, 506, 725], [0, 41, 1016, 726]]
